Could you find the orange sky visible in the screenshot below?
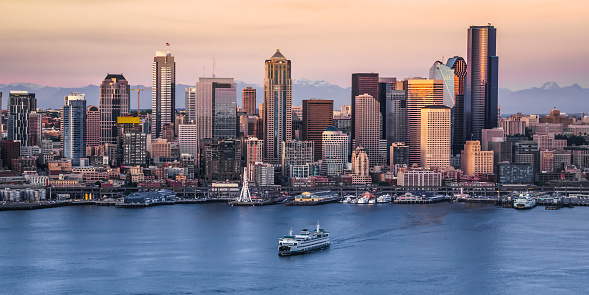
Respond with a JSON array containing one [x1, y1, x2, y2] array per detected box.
[[1, 0, 588, 89]]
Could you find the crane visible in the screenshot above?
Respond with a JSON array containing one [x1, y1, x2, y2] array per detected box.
[[131, 86, 149, 116]]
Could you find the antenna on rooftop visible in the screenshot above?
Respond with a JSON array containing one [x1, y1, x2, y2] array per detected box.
[[212, 56, 216, 78]]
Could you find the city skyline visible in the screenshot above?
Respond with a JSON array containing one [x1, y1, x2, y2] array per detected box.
[[1, 1, 588, 91]]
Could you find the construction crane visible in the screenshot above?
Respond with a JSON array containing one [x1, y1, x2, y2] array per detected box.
[[131, 86, 149, 116]]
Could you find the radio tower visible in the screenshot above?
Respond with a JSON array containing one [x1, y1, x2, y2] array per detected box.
[[238, 167, 252, 202]]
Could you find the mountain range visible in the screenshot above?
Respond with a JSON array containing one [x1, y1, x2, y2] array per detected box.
[[0, 81, 587, 115]]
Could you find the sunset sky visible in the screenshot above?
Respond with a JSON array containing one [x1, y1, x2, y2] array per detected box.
[[1, 0, 588, 90]]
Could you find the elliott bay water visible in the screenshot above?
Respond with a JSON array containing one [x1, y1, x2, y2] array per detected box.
[[1, 203, 588, 294]]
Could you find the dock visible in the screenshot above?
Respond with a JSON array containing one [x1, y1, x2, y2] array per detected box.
[[228, 199, 276, 206]]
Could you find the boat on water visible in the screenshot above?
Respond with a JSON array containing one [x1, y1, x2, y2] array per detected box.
[[357, 191, 376, 204], [514, 194, 537, 209], [357, 196, 370, 204], [341, 195, 355, 203], [377, 194, 392, 203], [278, 223, 330, 256]]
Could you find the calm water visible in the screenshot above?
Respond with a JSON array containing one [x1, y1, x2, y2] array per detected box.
[[1, 203, 588, 294]]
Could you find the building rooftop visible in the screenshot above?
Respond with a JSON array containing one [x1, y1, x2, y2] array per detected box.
[[271, 49, 286, 59], [105, 73, 126, 81]]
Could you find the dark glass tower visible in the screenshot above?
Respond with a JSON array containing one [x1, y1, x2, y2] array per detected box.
[[378, 77, 396, 141], [447, 56, 467, 155], [467, 25, 498, 141], [351, 73, 379, 143]]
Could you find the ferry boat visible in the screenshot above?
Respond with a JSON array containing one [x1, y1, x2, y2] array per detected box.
[[278, 223, 330, 256], [341, 195, 355, 203], [514, 194, 537, 209]]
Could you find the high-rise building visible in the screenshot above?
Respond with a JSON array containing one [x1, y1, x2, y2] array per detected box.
[[385, 90, 407, 146], [404, 78, 444, 165], [191, 77, 237, 145], [242, 87, 256, 115], [354, 94, 384, 167], [264, 50, 292, 164], [1, 140, 21, 170], [63, 93, 87, 166], [117, 116, 146, 167], [86, 106, 101, 148], [185, 87, 196, 123], [281, 140, 313, 177], [203, 139, 241, 182], [152, 51, 176, 139], [378, 77, 397, 140], [447, 56, 467, 154], [303, 99, 333, 162], [178, 124, 198, 157], [467, 25, 499, 140], [100, 74, 130, 144], [420, 105, 451, 170], [429, 62, 455, 109], [8, 91, 36, 146], [28, 112, 42, 147], [481, 128, 505, 151], [351, 73, 379, 142], [151, 138, 171, 159], [321, 126, 348, 176], [351, 146, 370, 184], [461, 140, 494, 176], [390, 142, 410, 175], [246, 137, 263, 181]]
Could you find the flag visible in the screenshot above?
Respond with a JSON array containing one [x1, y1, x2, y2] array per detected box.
[[166, 43, 170, 46]]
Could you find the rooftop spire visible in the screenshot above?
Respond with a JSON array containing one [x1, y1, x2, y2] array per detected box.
[[271, 49, 286, 59]]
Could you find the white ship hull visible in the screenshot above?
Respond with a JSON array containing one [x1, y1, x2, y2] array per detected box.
[[279, 224, 330, 256], [514, 194, 537, 209]]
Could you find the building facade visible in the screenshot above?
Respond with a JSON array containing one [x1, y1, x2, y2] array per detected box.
[[63, 93, 87, 166], [303, 99, 333, 162], [152, 51, 176, 139], [8, 91, 36, 146], [467, 25, 499, 141], [281, 140, 313, 177], [420, 105, 451, 170], [351, 73, 379, 143], [447, 56, 467, 154], [100, 74, 130, 144], [321, 126, 348, 176], [404, 78, 444, 165], [461, 141, 494, 176], [264, 50, 292, 164], [354, 94, 383, 167], [242, 87, 256, 115]]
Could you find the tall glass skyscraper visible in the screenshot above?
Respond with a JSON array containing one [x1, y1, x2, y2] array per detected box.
[[351, 73, 379, 143], [63, 93, 86, 166], [264, 50, 292, 164], [447, 56, 467, 155], [100, 74, 130, 144], [467, 25, 498, 141], [152, 51, 176, 139], [8, 91, 36, 146]]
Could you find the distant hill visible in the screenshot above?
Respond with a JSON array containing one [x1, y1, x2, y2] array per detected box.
[[1, 81, 587, 114]]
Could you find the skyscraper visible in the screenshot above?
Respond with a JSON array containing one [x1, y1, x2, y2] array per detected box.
[[404, 78, 444, 165], [384, 89, 407, 146], [28, 112, 42, 147], [100, 74, 130, 144], [447, 56, 467, 154], [117, 116, 146, 167], [467, 25, 498, 141], [8, 91, 36, 146], [264, 50, 292, 164], [242, 87, 256, 115], [354, 94, 384, 167], [152, 51, 176, 139], [378, 77, 396, 140], [303, 99, 333, 162], [192, 77, 237, 146], [86, 106, 101, 148], [420, 105, 451, 170], [351, 146, 370, 184], [321, 126, 348, 176], [185, 87, 196, 123], [351, 73, 379, 142], [63, 93, 87, 166], [246, 137, 263, 181]]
